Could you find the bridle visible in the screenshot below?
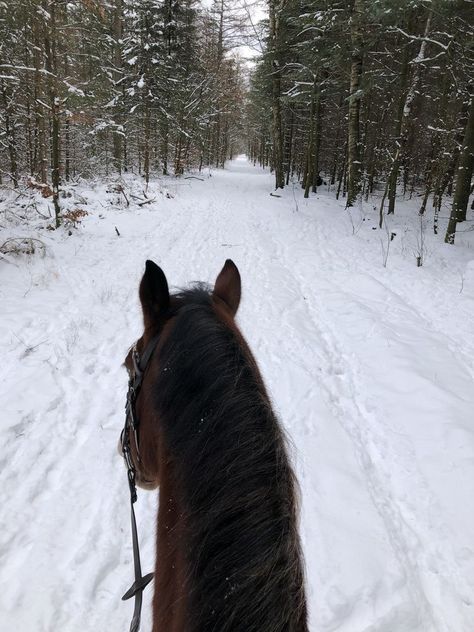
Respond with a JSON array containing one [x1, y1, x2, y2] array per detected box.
[[120, 333, 161, 632]]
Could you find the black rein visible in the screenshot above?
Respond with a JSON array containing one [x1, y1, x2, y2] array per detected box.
[[120, 334, 160, 632]]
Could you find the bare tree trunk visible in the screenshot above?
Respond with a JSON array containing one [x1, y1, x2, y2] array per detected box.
[[162, 116, 169, 175], [311, 81, 323, 193], [113, 0, 123, 174], [387, 7, 433, 214], [44, 0, 61, 227], [65, 117, 71, 181], [143, 102, 151, 186], [304, 77, 321, 198], [304, 79, 317, 198], [365, 108, 388, 200], [64, 51, 70, 181], [32, 17, 47, 182], [434, 95, 469, 207], [330, 98, 345, 187], [269, 0, 285, 189], [346, 0, 364, 207], [221, 119, 229, 167], [336, 148, 347, 201], [445, 94, 474, 244], [23, 25, 34, 177], [175, 133, 184, 175], [419, 137, 438, 215], [285, 106, 294, 185], [1, 80, 19, 188]]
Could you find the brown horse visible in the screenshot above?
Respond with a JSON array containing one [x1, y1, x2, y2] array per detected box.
[[121, 259, 308, 632]]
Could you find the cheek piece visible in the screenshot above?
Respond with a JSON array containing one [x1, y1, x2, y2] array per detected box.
[[120, 333, 161, 632]]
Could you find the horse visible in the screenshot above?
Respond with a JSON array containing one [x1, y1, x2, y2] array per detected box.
[[120, 259, 308, 632]]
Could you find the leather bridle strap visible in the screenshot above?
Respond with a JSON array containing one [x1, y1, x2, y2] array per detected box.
[[121, 495, 154, 632], [121, 333, 161, 632], [136, 333, 161, 375]]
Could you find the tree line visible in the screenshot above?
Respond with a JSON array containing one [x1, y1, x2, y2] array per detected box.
[[0, 0, 247, 225], [247, 0, 473, 244], [1, 1, 473, 246]]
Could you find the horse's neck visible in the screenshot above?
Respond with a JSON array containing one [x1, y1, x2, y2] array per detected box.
[[152, 463, 187, 632]]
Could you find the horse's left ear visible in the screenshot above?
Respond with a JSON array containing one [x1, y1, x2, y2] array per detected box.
[[213, 259, 241, 315], [139, 260, 170, 326]]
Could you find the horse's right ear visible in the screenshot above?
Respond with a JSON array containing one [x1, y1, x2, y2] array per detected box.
[[139, 260, 169, 326], [213, 259, 241, 316]]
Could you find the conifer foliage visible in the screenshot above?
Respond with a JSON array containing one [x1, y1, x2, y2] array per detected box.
[[248, 0, 473, 243], [1, 1, 473, 244], [0, 0, 246, 191]]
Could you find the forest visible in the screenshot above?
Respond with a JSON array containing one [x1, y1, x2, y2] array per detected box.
[[1, 1, 473, 243], [2, 3, 474, 632]]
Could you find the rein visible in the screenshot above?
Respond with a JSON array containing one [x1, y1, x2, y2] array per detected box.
[[120, 334, 160, 632]]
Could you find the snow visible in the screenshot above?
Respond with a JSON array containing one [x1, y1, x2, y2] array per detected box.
[[1, 157, 474, 631], [65, 82, 86, 97]]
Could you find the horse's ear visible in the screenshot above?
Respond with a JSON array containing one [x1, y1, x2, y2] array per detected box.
[[139, 260, 169, 326], [213, 259, 241, 315]]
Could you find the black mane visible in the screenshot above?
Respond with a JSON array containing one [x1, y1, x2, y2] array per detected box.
[[154, 286, 308, 632]]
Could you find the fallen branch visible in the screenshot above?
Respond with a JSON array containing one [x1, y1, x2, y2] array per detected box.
[[137, 198, 156, 207], [109, 183, 130, 206], [0, 237, 47, 257], [130, 193, 155, 205], [35, 206, 52, 220], [120, 187, 129, 206]]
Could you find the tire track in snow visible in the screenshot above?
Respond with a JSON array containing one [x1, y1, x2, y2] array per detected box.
[[285, 206, 473, 631], [248, 213, 440, 630], [193, 172, 430, 629], [0, 195, 210, 630], [2, 162, 473, 631]]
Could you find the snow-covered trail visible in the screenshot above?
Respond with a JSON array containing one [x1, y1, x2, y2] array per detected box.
[[1, 156, 473, 631]]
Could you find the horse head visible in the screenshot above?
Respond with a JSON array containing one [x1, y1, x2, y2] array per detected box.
[[119, 259, 241, 491]]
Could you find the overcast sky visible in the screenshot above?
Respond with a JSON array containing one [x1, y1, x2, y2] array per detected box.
[[199, 0, 267, 64]]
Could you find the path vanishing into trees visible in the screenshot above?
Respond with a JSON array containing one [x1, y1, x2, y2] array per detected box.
[[1, 157, 474, 631]]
